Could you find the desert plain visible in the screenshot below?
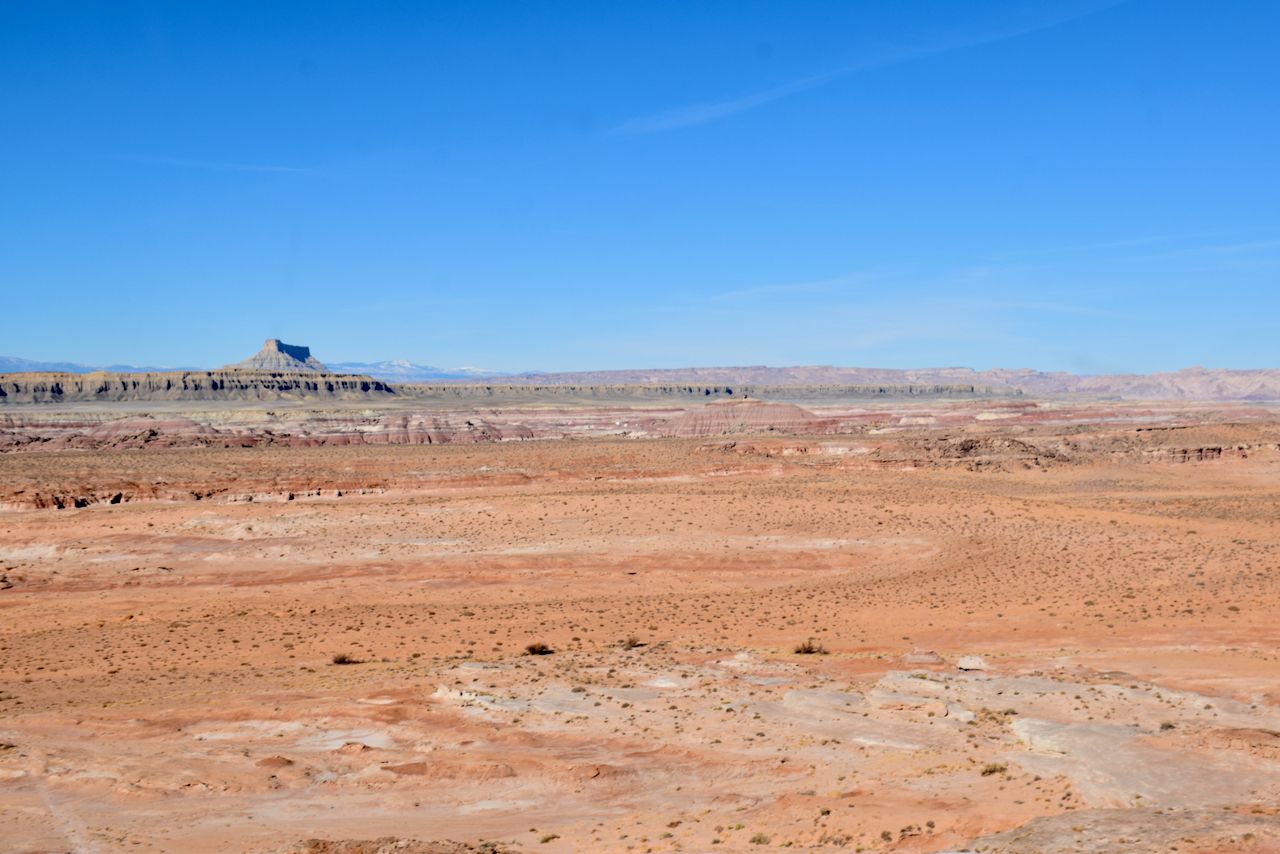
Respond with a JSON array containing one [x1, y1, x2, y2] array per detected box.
[[2, 397, 1280, 853]]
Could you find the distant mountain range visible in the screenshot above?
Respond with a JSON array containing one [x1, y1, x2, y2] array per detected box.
[[0, 356, 199, 374]]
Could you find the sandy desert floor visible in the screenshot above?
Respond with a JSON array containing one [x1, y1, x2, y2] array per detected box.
[[2, 403, 1280, 853]]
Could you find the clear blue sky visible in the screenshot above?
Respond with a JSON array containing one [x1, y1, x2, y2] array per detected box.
[[3, 0, 1277, 372]]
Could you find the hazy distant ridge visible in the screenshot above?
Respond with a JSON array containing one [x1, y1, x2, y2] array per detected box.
[[482, 365, 1280, 401], [0, 356, 197, 374]]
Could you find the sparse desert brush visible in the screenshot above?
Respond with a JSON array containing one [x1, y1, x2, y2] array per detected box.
[[794, 637, 828, 655], [525, 642, 554, 656], [330, 652, 359, 665]]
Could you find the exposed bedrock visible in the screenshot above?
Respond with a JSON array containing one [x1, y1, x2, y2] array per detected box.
[[0, 371, 394, 403]]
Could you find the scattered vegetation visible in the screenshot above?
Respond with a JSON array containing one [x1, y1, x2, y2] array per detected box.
[[794, 637, 828, 655]]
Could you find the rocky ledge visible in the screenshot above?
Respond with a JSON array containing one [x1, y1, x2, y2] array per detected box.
[[0, 371, 394, 404]]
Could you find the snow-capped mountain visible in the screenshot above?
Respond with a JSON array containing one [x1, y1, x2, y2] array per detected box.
[[325, 360, 505, 381]]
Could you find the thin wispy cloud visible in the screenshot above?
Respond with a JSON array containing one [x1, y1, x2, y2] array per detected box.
[[945, 297, 1126, 319], [1092, 236, 1280, 266], [1188, 239, 1280, 256], [709, 267, 896, 302], [112, 154, 314, 174], [610, 1, 1122, 135], [688, 260, 1132, 337], [994, 226, 1280, 260], [611, 68, 849, 136]]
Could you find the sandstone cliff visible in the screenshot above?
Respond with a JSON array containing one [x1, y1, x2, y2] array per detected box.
[[0, 371, 394, 404]]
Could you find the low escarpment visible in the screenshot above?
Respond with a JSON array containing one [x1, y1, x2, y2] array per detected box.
[[658, 399, 837, 437], [395, 382, 1007, 402], [0, 371, 394, 404], [487, 365, 1280, 400]]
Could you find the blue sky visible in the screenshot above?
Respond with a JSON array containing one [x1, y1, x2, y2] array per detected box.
[[2, 0, 1277, 372]]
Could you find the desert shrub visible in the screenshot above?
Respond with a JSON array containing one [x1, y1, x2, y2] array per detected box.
[[794, 638, 828, 655]]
